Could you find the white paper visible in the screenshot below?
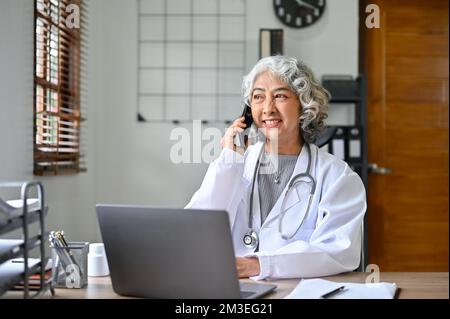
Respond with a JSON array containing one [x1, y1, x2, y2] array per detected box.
[[1, 198, 41, 220], [6, 198, 40, 209], [285, 278, 397, 299]]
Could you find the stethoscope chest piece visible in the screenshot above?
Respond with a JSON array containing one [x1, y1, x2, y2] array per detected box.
[[243, 230, 259, 250]]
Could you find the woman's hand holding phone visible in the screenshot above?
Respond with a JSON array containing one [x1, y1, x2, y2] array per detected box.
[[220, 116, 247, 155]]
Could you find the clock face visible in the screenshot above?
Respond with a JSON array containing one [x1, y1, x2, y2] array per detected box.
[[273, 0, 326, 29]]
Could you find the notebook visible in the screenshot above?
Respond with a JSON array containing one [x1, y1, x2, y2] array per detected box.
[[285, 278, 398, 299]]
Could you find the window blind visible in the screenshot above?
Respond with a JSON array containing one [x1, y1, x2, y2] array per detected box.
[[34, 0, 87, 175]]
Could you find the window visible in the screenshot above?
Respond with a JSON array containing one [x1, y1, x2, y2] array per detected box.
[[34, 0, 86, 175]]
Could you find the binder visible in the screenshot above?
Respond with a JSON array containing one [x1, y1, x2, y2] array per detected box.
[[259, 29, 284, 58], [330, 128, 345, 160], [348, 127, 362, 161], [321, 126, 363, 164], [322, 75, 359, 100]]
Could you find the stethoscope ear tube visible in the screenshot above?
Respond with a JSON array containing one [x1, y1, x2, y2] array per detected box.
[[247, 142, 266, 230], [279, 194, 314, 240]]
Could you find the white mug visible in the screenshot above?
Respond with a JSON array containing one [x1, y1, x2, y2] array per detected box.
[[88, 243, 110, 277]]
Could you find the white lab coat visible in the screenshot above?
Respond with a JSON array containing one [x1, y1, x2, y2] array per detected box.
[[186, 143, 367, 280]]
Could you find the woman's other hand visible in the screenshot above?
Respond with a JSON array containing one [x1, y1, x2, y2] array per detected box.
[[236, 257, 260, 278]]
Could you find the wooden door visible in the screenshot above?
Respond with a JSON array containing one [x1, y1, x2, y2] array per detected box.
[[362, 0, 449, 271]]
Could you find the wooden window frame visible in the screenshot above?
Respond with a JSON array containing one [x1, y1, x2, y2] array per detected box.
[[33, 0, 85, 175]]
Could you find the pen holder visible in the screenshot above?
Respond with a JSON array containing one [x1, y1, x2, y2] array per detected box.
[[51, 241, 89, 288]]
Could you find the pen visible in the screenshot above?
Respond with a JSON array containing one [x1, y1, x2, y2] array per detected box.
[[321, 286, 346, 299], [49, 231, 83, 277]]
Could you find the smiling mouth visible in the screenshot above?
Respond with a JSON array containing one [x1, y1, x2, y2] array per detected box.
[[263, 120, 282, 128]]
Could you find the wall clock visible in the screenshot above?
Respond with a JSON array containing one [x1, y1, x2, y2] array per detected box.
[[273, 0, 326, 29]]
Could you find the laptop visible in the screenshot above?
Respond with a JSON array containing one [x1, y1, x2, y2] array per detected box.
[[96, 205, 277, 299]]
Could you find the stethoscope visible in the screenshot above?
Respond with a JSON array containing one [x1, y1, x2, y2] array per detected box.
[[243, 143, 317, 250]]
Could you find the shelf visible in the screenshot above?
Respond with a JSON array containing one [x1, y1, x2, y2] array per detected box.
[[347, 162, 363, 166], [330, 97, 361, 103], [323, 75, 368, 272], [0, 206, 48, 237], [0, 234, 48, 265], [0, 240, 23, 265], [0, 181, 51, 298], [8, 277, 53, 293], [1, 198, 41, 218], [0, 258, 41, 295]]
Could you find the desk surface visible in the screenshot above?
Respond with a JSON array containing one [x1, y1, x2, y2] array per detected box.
[[40, 272, 448, 299]]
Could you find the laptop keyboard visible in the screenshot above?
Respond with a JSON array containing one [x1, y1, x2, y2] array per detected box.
[[240, 290, 255, 299]]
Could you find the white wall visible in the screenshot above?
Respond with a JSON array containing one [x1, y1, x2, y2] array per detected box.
[[93, 0, 215, 208], [0, 0, 359, 243]]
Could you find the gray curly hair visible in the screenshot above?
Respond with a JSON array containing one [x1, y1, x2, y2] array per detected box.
[[242, 55, 330, 143]]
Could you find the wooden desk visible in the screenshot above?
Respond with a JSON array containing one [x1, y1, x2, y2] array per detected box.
[[44, 272, 448, 299]]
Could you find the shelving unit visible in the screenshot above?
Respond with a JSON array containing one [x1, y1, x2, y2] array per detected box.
[[0, 181, 53, 298], [317, 74, 368, 272]]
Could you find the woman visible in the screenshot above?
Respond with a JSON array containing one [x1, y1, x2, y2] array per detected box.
[[186, 56, 366, 280]]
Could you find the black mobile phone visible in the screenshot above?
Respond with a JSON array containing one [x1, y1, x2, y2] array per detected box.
[[241, 103, 253, 128], [235, 103, 253, 148]]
